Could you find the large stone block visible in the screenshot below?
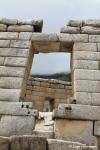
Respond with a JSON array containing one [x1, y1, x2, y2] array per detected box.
[[0, 77, 23, 89], [74, 69, 100, 80], [54, 104, 100, 120], [8, 25, 34, 32], [73, 43, 97, 51], [85, 19, 100, 27], [0, 136, 9, 150], [59, 33, 88, 42], [10, 136, 46, 150], [74, 92, 100, 106], [0, 48, 29, 57], [73, 60, 99, 70], [33, 41, 60, 53], [0, 116, 35, 136], [0, 89, 21, 102], [47, 139, 97, 150], [4, 57, 27, 67], [0, 40, 10, 47], [31, 33, 58, 42], [10, 40, 31, 48], [0, 32, 18, 39], [74, 80, 100, 93], [54, 119, 96, 145], [19, 32, 32, 40], [82, 26, 100, 34], [89, 35, 100, 42], [60, 26, 80, 33], [0, 18, 18, 25], [0, 101, 37, 116], [0, 57, 5, 65], [73, 51, 100, 61], [94, 121, 100, 136], [0, 66, 25, 77], [67, 20, 83, 27], [0, 24, 7, 31]]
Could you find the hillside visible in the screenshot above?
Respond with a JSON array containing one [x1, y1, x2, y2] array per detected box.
[[30, 72, 71, 81]]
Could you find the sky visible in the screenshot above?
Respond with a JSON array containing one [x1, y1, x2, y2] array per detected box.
[[0, 0, 100, 74]]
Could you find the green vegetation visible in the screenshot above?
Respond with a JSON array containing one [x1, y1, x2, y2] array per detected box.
[[30, 72, 71, 81]]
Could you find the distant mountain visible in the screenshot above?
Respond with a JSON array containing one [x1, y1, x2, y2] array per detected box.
[[30, 72, 71, 81]]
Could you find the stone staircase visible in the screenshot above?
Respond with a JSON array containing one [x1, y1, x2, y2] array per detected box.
[[33, 112, 54, 139]]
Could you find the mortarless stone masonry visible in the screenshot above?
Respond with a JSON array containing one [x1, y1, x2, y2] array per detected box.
[[0, 18, 100, 149], [25, 78, 72, 111]]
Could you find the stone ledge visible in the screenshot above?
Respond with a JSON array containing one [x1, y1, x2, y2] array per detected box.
[[47, 139, 98, 150], [53, 104, 100, 120], [0, 102, 38, 116]]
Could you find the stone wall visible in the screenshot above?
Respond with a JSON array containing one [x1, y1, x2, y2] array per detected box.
[[0, 18, 42, 137], [25, 78, 72, 111], [0, 136, 97, 150], [1, 18, 100, 149], [0, 18, 43, 102]]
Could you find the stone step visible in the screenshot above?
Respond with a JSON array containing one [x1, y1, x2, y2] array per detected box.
[[33, 130, 54, 139], [47, 139, 98, 150]]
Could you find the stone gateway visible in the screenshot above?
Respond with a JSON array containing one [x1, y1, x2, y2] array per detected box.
[[0, 18, 99, 149]]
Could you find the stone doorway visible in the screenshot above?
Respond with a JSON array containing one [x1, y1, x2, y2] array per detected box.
[[23, 35, 73, 111]]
